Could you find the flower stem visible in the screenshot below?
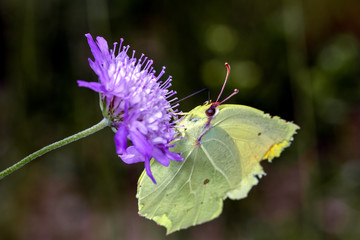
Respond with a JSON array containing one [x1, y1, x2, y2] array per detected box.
[[0, 118, 110, 180]]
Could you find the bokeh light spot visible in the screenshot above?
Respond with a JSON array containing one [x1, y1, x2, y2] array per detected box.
[[318, 35, 358, 73], [201, 60, 261, 90], [205, 24, 237, 54]]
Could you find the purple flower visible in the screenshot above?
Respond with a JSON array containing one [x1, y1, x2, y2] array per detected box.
[[78, 33, 182, 183]]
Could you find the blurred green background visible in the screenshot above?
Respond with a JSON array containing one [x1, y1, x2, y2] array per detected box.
[[1, 0, 360, 239]]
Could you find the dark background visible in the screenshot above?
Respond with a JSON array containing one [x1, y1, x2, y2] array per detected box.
[[1, 0, 360, 239]]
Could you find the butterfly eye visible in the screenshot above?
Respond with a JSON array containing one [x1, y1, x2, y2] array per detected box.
[[205, 106, 217, 117]]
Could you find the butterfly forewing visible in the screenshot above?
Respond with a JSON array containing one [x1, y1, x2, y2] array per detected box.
[[212, 104, 299, 199]]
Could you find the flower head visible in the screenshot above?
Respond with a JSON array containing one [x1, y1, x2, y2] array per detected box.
[[78, 33, 182, 183]]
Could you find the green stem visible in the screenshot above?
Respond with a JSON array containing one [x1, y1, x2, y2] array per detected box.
[[0, 118, 110, 180]]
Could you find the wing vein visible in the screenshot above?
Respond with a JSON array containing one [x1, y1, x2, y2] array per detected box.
[[201, 144, 232, 187]]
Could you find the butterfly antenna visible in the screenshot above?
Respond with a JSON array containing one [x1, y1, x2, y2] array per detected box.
[[216, 62, 231, 103], [219, 89, 239, 104], [173, 88, 207, 104]]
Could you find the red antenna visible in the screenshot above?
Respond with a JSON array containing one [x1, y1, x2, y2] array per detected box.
[[219, 89, 239, 104], [216, 62, 231, 103], [213, 62, 239, 106]]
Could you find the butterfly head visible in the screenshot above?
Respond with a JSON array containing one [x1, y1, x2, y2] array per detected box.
[[205, 102, 220, 117], [179, 62, 238, 142]]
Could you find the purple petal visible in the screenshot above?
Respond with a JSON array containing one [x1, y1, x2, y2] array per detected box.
[[85, 33, 102, 61], [133, 121, 148, 135], [96, 36, 110, 58], [144, 158, 156, 184], [152, 147, 170, 167], [119, 146, 144, 164], [114, 124, 128, 154], [77, 81, 105, 93], [166, 150, 183, 161], [130, 130, 152, 157]]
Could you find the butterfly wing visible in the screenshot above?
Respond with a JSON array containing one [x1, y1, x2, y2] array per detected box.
[[212, 104, 299, 199], [137, 104, 299, 234]]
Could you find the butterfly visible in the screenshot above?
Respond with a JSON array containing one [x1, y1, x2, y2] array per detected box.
[[136, 63, 299, 234]]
